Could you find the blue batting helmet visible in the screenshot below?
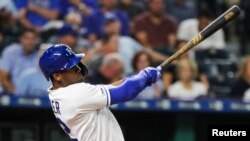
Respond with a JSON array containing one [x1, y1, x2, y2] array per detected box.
[[39, 44, 88, 81]]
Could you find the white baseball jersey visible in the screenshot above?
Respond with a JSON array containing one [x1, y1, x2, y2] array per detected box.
[[48, 82, 124, 141]]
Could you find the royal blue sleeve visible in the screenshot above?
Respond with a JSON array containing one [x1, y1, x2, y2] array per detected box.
[[108, 67, 160, 105]]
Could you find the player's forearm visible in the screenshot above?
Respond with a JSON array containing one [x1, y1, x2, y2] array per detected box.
[[108, 67, 160, 105], [108, 73, 149, 105]]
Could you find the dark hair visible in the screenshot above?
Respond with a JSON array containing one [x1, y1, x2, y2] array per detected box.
[[132, 51, 153, 71], [198, 10, 213, 19], [0, 9, 12, 29], [19, 28, 38, 38]]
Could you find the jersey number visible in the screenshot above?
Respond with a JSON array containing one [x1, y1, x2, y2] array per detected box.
[[56, 118, 78, 141]]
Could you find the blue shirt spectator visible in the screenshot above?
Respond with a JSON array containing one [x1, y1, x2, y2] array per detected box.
[[15, 67, 51, 96], [0, 44, 37, 91], [0, 29, 38, 94], [15, 0, 60, 30], [84, 2, 129, 37]]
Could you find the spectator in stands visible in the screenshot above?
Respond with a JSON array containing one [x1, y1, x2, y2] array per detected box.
[[117, 0, 145, 35], [0, 29, 38, 93], [60, 0, 99, 18], [166, 0, 196, 24], [85, 53, 124, 84], [0, 10, 14, 54], [230, 56, 250, 99], [49, 24, 90, 53], [161, 41, 186, 93], [15, 44, 51, 96], [102, 16, 142, 74], [117, 0, 144, 20], [42, 11, 88, 43], [132, 51, 163, 99], [56, 25, 78, 50], [64, 13, 94, 51], [0, 6, 22, 53], [84, 0, 130, 38], [15, 0, 60, 31], [64, 12, 82, 30], [177, 10, 225, 51], [102, 15, 168, 74], [133, 0, 177, 54], [168, 59, 208, 100], [84, 34, 119, 72]]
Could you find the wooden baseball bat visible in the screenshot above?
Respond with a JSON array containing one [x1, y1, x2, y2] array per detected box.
[[159, 5, 241, 69]]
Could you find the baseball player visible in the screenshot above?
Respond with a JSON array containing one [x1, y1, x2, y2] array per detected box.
[[39, 44, 161, 141]]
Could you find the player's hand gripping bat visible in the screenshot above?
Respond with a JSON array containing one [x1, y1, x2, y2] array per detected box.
[[158, 5, 241, 69]]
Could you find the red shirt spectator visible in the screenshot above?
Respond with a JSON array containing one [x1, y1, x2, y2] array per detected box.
[[134, 0, 177, 50]]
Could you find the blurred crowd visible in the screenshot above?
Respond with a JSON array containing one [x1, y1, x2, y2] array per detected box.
[[0, 0, 250, 100]]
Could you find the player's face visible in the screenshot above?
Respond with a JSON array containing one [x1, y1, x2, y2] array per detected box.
[[58, 65, 84, 85]]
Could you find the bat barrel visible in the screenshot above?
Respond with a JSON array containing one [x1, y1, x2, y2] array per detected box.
[[200, 5, 241, 38]]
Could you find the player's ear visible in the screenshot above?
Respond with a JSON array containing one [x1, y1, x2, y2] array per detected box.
[[52, 73, 62, 82]]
